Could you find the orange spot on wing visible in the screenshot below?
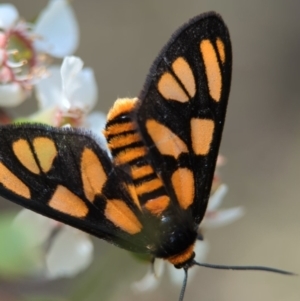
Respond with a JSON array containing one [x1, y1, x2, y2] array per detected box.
[[144, 195, 170, 216], [127, 184, 141, 210], [158, 72, 189, 102], [216, 38, 225, 64], [106, 98, 137, 122], [13, 139, 39, 174], [200, 39, 222, 102], [81, 148, 107, 202], [172, 57, 196, 98], [0, 162, 31, 199], [49, 185, 88, 217], [171, 168, 194, 209], [167, 243, 195, 266], [190, 118, 214, 155], [33, 137, 57, 173], [135, 178, 163, 196], [146, 120, 188, 159], [105, 199, 142, 234]]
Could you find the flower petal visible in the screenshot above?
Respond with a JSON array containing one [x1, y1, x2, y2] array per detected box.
[[0, 4, 19, 30], [131, 259, 164, 293], [60, 56, 97, 112], [131, 269, 160, 293], [45, 225, 93, 279], [0, 83, 27, 107], [194, 239, 210, 263], [71, 67, 98, 111], [35, 66, 62, 109], [166, 264, 185, 286], [60, 56, 83, 110], [207, 184, 228, 211], [203, 207, 245, 228], [34, 0, 79, 57], [86, 111, 109, 150]]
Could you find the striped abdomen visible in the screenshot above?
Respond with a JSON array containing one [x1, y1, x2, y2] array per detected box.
[[104, 98, 170, 215]]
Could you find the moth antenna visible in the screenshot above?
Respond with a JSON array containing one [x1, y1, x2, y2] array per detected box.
[[192, 261, 295, 275], [178, 268, 188, 301]]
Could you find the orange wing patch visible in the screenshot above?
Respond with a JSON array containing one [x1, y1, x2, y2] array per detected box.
[[171, 168, 194, 210], [158, 72, 189, 102], [81, 148, 107, 202], [144, 195, 170, 216], [49, 185, 88, 218], [0, 162, 31, 199], [126, 184, 141, 210], [13, 139, 40, 174], [157, 56, 196, 103], [172, 57, 196, 98], [190, 118, 214, 155], [216, 38, 226, 64], [146, 120, 188, 159], [33, 137, 57, 173], [200, 39, 222, 102], [105, 199, 142, 234]]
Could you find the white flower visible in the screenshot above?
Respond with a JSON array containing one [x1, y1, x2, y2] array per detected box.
[[0, 0, 79, 106], [13, 209, 93, 279], [35, 56, 97, 118], [202, 184, 245, 228], [34, 0, 79, 58], [132, 184, 245, 293], [33, 55, 107, 148]]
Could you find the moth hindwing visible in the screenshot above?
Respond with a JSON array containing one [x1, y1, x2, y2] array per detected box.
[[0, 10, 231, 279]]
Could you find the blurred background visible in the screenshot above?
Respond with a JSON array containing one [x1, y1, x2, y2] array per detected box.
[[1, 0, 300, 300]]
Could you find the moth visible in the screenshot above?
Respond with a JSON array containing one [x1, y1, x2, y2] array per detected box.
[[0, 11, 293, 301]]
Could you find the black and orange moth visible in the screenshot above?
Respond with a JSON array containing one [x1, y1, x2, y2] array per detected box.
[[0, 12, 293, 301]]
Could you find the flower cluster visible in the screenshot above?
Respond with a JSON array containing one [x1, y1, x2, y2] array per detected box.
[[0, 0, 103, 280]]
